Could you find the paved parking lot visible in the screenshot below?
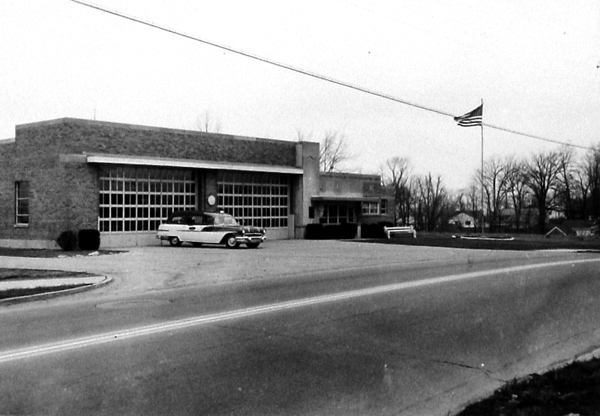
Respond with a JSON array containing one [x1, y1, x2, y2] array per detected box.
[[0, 240, 562, 299]]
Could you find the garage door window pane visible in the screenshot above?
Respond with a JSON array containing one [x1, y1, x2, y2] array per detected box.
[[99, 166, 196, 233]]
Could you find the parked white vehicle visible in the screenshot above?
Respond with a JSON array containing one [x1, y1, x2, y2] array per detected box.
[[157, 211, 266, 249]]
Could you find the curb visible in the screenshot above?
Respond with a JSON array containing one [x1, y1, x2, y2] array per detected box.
[[0, 276, 113, 306]]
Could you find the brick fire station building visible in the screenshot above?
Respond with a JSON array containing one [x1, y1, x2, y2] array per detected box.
[[0, 118, 393, 248]]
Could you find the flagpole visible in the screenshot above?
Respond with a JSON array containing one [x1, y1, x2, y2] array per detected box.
[[453, 101, 485, 233], [480, 98, 484, 235]]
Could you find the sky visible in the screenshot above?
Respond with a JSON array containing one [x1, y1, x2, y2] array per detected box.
[[1, 0, 599, 190]]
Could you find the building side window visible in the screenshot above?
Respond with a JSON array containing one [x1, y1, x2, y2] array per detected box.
[[380, 199, 388, 215], [362, 202, 379, 215], [15, 181, 30, 226]]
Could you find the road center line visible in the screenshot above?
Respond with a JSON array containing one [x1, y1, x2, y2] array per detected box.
[[1, 257, 598, 364]]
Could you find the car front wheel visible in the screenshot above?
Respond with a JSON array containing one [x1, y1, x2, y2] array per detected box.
[[246, 242, 260, 249], [225, 235, 239, 249]]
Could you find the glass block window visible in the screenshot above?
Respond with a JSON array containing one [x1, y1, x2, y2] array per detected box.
[[15, 181, 30, 225], [99, 166, 196, 233], [218, 171, 289, 229], [318, 204, 356, 224]]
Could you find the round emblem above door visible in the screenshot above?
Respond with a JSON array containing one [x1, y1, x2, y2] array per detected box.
[[207, 194, 216, 206]]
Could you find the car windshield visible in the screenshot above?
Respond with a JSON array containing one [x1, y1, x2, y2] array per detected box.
[[214, 215, 238, 226]]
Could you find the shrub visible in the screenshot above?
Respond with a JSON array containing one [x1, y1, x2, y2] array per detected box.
[[322, 225, 340, 239], [78, 229, 101, 250], [306, 223, 324, 239], [340, 223, 358, 239], [306, 223, 357, 240], [56, 230, 78, 251], [361, 222, 394, 239]]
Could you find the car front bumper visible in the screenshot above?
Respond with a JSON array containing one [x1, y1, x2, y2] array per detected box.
[[235, 235, 266, 244]]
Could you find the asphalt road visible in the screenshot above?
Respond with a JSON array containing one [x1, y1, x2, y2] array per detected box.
[[1, 241, 600, 415]]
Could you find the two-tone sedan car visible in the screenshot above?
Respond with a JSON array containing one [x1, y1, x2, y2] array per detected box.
[[156, 210, 266, 249]]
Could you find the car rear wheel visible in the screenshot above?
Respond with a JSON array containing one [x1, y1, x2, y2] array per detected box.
[[246, 242, 260, 249], [225, 235, 239, 249], [169, 237, 182, 246]]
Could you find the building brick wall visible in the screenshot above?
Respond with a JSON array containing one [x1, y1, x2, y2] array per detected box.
[[0, 142, 16, 235], [0, 118, 301, 247], [16, 118, 297, 167], [0, 138, 99, 246]]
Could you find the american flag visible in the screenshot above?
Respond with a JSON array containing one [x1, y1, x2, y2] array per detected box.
[[454, 104, 483, 127]]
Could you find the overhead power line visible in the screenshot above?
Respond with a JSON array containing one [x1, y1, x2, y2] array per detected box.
[[70, 0, 593, 151]]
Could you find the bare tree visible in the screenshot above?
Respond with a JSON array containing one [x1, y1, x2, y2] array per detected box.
[[525, 149, 562, 234], [481, 156, 511, 232], [453, 190, 467, 212], [572, 161, 591, 220], [411, 173, 447, 231], [453, 181, 482, 230], [397, 181, 413, 226], [556, 146, 576, 219], [505, 158, 530, 232], [441, 190, 462, 231], [583, 144, 600, 220], [319, 130, 350, 172], [197, 110, 222, 133], [411, 176, 424, 230], [464, 181, 481, 215], [381, 157, 411, 224]]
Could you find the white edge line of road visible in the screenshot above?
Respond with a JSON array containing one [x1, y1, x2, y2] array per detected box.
[[1, 257, 599, 365]]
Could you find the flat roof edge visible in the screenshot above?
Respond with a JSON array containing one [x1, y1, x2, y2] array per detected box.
[[86, 154, 304, 175], [311, 195, 380, 202], [320, 171, 381, 180]]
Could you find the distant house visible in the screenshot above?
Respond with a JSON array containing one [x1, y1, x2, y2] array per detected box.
[[549, 219, 596, 237], [448, 211, 476, 230]]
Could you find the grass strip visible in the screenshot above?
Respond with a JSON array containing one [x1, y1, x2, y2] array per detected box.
[[0, 269, 93, 280], [0, 284, 91, 300], [356, 234, 600, 251], [458, 357, 600, 415]]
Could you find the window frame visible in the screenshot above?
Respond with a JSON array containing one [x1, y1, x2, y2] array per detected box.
[[217, 172, 289, 229], [318, 204, 357, 224], [15, 181, 30, 226], [98, 166, 196, 233], [380, 199, 388, 215], [361, 201, 380, 215]]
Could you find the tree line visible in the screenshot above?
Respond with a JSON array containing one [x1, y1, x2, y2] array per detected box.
[[381, 145, 600, 234]]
